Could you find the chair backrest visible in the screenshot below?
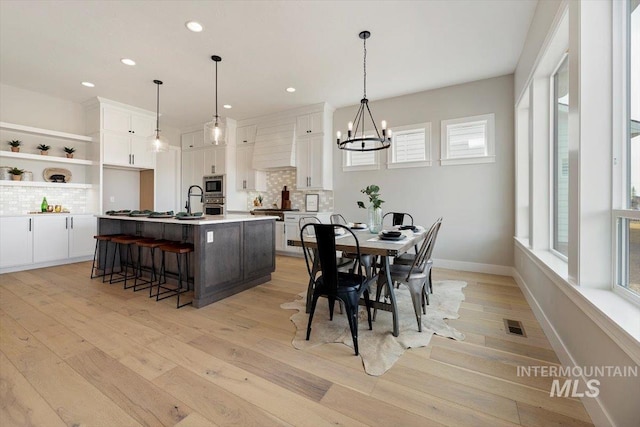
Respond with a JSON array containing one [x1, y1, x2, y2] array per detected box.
[[299, 216, 322, 261], [330, 214, 348, 226], [301, 223, 365, 290], [383, 212, 414, 227], [405, 217, 442, 279]]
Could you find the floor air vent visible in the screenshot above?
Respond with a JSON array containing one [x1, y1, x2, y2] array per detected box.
[[503, 319, 526, 337]]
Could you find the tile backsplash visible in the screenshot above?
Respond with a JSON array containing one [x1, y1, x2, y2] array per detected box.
[[245, 169, 333, 212], [0, 185, 90, 215]]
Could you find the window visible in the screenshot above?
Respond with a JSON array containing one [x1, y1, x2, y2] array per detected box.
[[342, 136, 380, 171], [615, 0, 640, 300], [552, 56, 569, 258], [387, 123, 432, 169], [440, 113, 495, 165]]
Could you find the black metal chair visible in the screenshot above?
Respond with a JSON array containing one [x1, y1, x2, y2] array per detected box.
[[383, 212, 414, 227], [301, 223, 376, 355], [330, 214, 376, 279]]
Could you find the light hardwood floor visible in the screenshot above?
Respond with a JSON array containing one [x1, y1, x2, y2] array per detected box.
[[0, 256, 594, 426]]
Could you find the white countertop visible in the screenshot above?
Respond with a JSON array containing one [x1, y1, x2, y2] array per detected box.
[[96, 213, 278, 225]]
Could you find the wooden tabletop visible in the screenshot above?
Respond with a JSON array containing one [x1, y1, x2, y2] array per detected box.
[[288, 228, 426, 257]]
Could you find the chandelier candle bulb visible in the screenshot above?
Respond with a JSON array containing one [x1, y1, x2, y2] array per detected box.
[[381, 120, 387, 130]]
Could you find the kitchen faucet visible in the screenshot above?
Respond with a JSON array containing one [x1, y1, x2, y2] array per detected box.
[[185, 185, 204, 214]]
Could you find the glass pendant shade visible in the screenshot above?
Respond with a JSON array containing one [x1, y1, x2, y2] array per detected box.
[[148, 79, 169, 152], [206, 55, 226, 145], [148, 131, 169, 153], [205, 116, 226, 145]]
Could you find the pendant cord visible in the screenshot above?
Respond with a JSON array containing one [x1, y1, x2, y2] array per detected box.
[[215, 60, 219, 121], [363, 36, 367, 98], [155, 82, 160, 135]]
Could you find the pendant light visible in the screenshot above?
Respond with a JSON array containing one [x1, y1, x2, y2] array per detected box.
[[148, 79, 169, 152], [336, 31, 391, 152], [204, 55, 226, 145]]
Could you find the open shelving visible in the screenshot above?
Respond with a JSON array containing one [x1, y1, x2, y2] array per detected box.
[[0, 121, 92, 142], [0, 150, 96, 165], [0, 180, 93, 189]]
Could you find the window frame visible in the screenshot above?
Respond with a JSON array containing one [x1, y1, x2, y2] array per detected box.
[[386, 122, 432, 169], [612, 0, 640, 304], [440, 113, 496, 166], [341, 136, 381, 171], [550, 54, 570, 261]]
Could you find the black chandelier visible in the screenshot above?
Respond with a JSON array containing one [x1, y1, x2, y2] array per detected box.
[[336, 30, 391, 152]]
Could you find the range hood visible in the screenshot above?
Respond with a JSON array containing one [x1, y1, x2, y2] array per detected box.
[[252, 123, 296, 170]]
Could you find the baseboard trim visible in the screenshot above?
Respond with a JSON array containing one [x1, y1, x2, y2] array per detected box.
[[432, 258, 514, 276], [0, 256, 92, 274], [513, 269, 615, 427]]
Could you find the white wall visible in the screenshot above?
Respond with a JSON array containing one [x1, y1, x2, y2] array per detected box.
[[332, 75, 515, 269], [102, 168, 140, 211], [0, 83, 85, 134]]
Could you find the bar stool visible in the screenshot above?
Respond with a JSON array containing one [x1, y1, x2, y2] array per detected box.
[[109, 235, 146, 288], [133, 238, 167, 296], [90, 234, 124, 281], [157, 242, 194, 308]]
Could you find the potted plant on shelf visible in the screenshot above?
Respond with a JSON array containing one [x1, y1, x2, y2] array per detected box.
[[64, 146, 75, 158], [37, 144, 51, 155], [8, 167, 24, 181], [8, 140, 21, 152], [357, 184, 384, 233]]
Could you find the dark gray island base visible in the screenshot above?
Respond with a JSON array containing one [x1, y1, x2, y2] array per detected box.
[[97, 215, 277, 308]]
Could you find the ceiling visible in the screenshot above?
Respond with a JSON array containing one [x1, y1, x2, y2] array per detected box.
[[0, 0, 537, 130]]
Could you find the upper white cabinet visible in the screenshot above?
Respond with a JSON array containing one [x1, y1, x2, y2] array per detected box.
[[181, 130, 205, 150], [236, 124, 257, 145], [85, 98, 156, 170], [103, 107, 155, 137], [204, 146, 226, 175], [295, 112, 324, 136], [296, 134, 331, 190], [236, 144, 266, 191]]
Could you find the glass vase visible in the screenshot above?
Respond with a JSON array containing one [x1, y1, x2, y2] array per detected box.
[[368, 205, 383, 234]]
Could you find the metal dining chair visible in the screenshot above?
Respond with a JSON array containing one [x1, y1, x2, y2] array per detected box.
[[375, 220, 440, 332], [330, 213, 376, 279], [383, 212, 414, 227], [301, 223, 376, 355]]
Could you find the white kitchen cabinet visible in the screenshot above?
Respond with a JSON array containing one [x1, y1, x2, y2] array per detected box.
[[68, 215, 97, 257], [204, 146, 226, 175], [33, 215, 69, 263], [296, 112, 324, 137], [236, 124, 257, 145], [0, 217, 33, 268], [103, 106, 155, 137], [181, 130, 205, 150], [283, 221, 303, 255], [103, 131, 155, 168], [296, 134, 331, 190], [236, 144, 266, 191], [275, 221, 285, 251]]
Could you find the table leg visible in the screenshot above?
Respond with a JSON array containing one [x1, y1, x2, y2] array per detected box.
[[382, 256, 399, 337]]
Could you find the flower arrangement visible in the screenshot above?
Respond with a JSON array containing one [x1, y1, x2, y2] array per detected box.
[[357, 184, 384, 209]]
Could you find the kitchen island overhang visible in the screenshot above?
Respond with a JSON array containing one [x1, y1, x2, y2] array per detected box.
[[96, 214, 278, 308]]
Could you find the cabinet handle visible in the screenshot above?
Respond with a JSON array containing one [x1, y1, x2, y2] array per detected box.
[[71, 217, 74, 229], [212, 166, 215, 174], [66, 217, 69, 229], [132, 154, 135, 164], [28, 218, 31, 231]]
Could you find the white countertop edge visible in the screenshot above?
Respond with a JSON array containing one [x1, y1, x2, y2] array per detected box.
[[95, 213, 278, 225], [1, 212, 98, 217]]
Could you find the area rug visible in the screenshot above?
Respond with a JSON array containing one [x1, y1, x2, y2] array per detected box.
[[280, 280, 466, 376]]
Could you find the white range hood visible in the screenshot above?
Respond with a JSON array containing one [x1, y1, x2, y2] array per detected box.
[[251, 123, 296, 170]]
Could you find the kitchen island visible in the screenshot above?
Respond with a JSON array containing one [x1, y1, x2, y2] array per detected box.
[[96, 214, 277, 308]]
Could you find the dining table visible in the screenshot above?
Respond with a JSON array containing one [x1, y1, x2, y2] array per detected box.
[[287, 225, 428, 337]]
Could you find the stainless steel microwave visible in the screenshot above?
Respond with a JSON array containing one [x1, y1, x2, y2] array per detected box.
[[203, 175, 224, 197]]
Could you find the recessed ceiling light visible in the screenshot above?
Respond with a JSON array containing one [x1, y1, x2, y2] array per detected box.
[[185, 21, 203, 32], [286, 87, 296, 93], [81, 81, 95, 88], [223, 104, 232, 109], [121, 58, 136, 66]]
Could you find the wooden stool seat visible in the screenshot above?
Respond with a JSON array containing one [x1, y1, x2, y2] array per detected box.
[[111, 235, 146, 245], [159, 243, 194, 254], [136, 239, 168, 249]]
